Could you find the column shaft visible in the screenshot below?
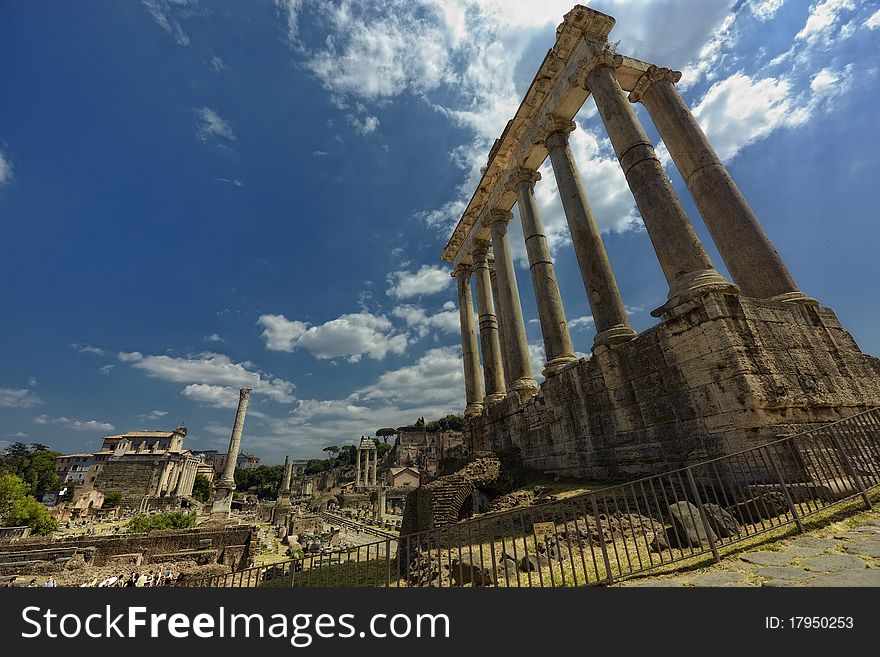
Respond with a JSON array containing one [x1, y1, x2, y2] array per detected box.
[[472, 244, 507, 402], [511, 170, 576, 376], [488, 260, 512, 388], [488, 211, 538, 396], [587, 63, 733, 310], [631, 67, 809, 302], [455, 266, 485, 416], [355, 448, 362, 487], [219, 388, 251, 488], [546, 127, 636, 348]]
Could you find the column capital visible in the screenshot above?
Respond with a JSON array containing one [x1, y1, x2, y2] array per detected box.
[[452, 263, 472, 279], [506, 167, 541, 193], [540, 116, 576, 148], [488, 208, 514, 225], [577, 46, 623, 89], [629, 65, 682, 103], [471, 239, 492, 261]]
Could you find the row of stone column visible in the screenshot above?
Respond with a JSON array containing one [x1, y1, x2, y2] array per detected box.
[[355, 442, 378, 488], [159, 457, 198, 497], [455, 49, 809, 416]]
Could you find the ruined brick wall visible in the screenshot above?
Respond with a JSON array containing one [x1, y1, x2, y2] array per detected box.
[[473, 294, 880, 481], [93, 460, 161, 510], [0, 526, 255, 569]]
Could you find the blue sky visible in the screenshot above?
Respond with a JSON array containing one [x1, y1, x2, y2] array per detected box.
[[1, 0, 879, 463]]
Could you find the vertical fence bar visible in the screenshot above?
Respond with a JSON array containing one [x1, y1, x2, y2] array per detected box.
[[767, 446, 804, 533], [686, 468, 720, 562], [829, 431, 872, 509], [590, 495, 613, 583]]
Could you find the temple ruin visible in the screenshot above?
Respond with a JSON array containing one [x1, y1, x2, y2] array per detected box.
[[444, 5, 880, 481]]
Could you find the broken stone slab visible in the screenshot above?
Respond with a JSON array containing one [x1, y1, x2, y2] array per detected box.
[[739, 551, 794, 567], [842, 540, 880, 559], [667, 501, 716, 548], [801, 554, 867, 573], [701, 503, 740, 538], [450, 555, 495, 587], [754, 566, 813, 582], [519, 552, 550, 572], [806, 570, 880, 587]]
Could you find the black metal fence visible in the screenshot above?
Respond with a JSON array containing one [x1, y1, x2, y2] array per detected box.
[[185, 408, 880, 588]]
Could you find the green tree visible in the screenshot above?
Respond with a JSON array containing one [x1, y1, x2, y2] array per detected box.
[[234, 464, 284, 499], [376, 428, 397, 442], [323, 446, 340, 457], [376, 442, 392, 461], [102, 491, 122, 508], [0, 473, 59, 535], [127, 511, 197, 533], [425, 414, 465, 433], [0, 443, 60, 494], [192, 474, 211, 503], [339, 444, 357, 465]]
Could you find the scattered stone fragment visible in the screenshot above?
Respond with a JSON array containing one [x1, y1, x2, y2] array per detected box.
[[806, 570, 880, 587], [667, 501, 716, 547], [701, 504, 740, 538]]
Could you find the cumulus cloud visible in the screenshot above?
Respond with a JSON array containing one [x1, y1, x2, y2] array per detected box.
[[0, 387, 43, 409], [33, 415, 115, 432], [138, 409, 169, 420], [795, 0, 855, 45], [349, 115, 379, 135], [391, 302, 459, 338], [71, 343, 106, 356], [358, 346, 464, 406], [749, 0, 786, 21], [258, 312, 408, 361], [386, 265, 452, 299], [196, 107, 236, 142], [117, 350, 296, 403], [866, 9, 880, 29]]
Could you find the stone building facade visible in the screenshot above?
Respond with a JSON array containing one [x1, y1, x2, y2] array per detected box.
[[444, 6, 880, 482], [390, 429, 464, 476]]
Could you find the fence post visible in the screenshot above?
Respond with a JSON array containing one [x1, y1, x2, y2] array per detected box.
[[829, 432, 872, 510], [767, 448, 805, 533], [385, 539, 392, 588], [686, 468, 720, 563], [590, 496, 613, 584]]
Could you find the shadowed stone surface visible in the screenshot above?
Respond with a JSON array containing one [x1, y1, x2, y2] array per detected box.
[[842, 540, 880, 558], [806, 570, 880, 587], [688, 571, 752, 587], [801, 554, 867, 572]]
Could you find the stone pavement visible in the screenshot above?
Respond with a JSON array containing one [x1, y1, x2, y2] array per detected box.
[[620, 513, 880, 587]]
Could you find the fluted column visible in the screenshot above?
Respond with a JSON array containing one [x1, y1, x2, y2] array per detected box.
[[454, 264, 485, 416], [509, 168, 576, 376], [488, 210, 539, 397], [174, 462, 187, 496], [487, 255, 513, 388], [544, 118, 636, 349], [472, 241, 507, 403], [630, 66, 811, 303], [585, 52, 735, 313], [355, 448, 362, 488], [370, 448, 377, 486]]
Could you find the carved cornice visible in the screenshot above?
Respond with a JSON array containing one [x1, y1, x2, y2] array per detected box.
[[506, 167, 542, 192], [629, 65, 682, 103]]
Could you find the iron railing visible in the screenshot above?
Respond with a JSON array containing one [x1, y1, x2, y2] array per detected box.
[[185, 408, 880, 587]]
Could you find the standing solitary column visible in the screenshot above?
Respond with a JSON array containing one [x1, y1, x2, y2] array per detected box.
[[279, 456, 291, 496], [489, 210, 539, 397], [454, 264, 485, 417], [585, 52, 734, 311], [211, 387, 251, 518], [509, 168, 576, 376], [545, 118, 636, 348], [355, 447, 362, 488], [472, 241, 507, 403], [488, 255, 513, 389], [630, 66, 810, 303]]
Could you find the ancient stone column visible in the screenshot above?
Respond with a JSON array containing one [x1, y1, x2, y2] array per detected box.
[[487, 255, 513, 387], [630, 66, 810, 303], [488, 210, 539, 397], [279, 455, 291, 495], [472, 241, 507, 403], [544, 119, 637, 349], [362, 448, 370, 488], [454, 264, 485, 417], [509, 167, 576, 376], [174, 462, 188, 496], [211, 387, 251, 518], [585, 52, 734, 311], [370, 447, 377, 486], [355, 447, 362, 488]]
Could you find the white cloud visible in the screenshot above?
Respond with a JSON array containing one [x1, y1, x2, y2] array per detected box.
[[866, 9, 880, 29], [391, 302, 459, 338], [0, 148, 12, 185], [568, 315, 595, 330], [138, 409, 169, 420], [0, 387, 43, 409], [99, 365, 115, 375], [203, 333, 224, 343], [196, 107, 236, 142], [358, 346, 463, 406], [258, 312, 408, 361], [209, 55, 225, 71], [118, 350, 296, 403], [349, 115, 379, 135], [71, 343, 106, 356], [142, 0, 192, 47], [796, 0, 855, 44], [33, 415, 115, 432], [386, 265, 452, 299], [749, 0, 786, 21]]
